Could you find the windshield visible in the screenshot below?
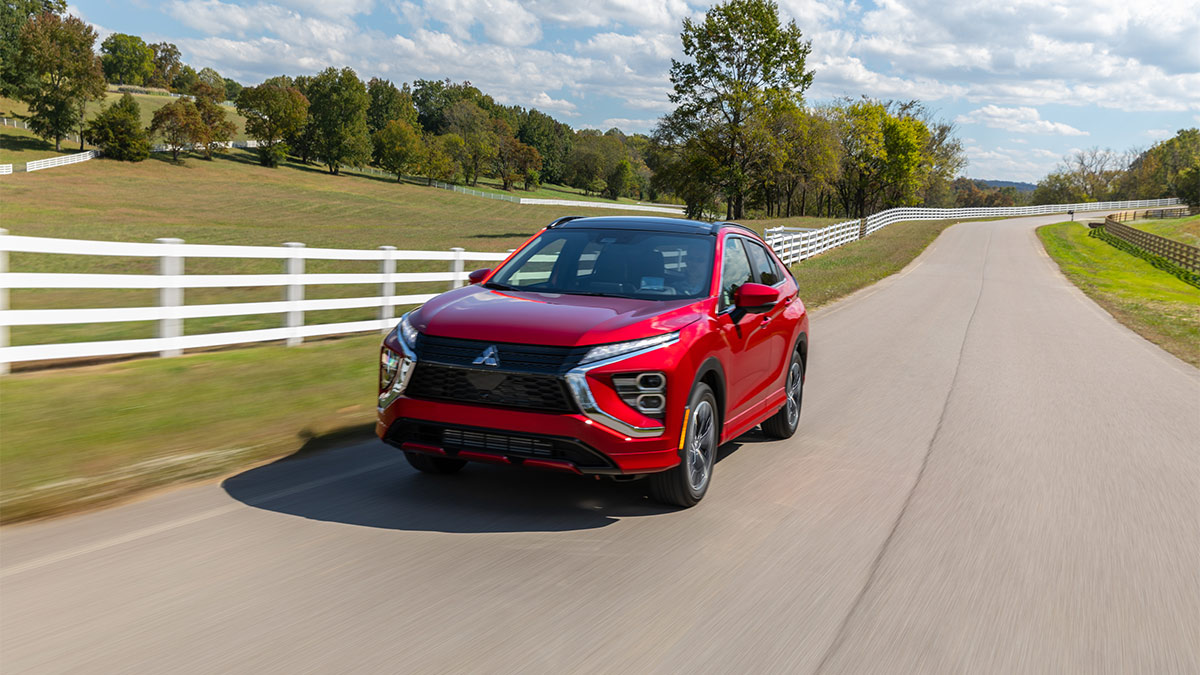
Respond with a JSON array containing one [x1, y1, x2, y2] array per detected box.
[[488, 229, 715, 300]]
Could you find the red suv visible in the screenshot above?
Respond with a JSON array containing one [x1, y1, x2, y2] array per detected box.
[[377, 216, 808, 506]]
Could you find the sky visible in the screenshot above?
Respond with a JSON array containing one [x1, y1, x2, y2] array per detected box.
[[68, 0, 1200, 183]]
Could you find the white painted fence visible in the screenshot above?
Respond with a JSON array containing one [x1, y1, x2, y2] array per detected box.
[[0, 164, 11, 175], [25, 151, 99, 172], [0, 231, 509, 372], [765, 198, 1184, 264]]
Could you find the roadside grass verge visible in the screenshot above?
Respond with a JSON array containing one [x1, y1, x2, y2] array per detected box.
[[0, 334, 382, 522], [1129, 214, 1200, 247], [1038, 222, 1200, 367]]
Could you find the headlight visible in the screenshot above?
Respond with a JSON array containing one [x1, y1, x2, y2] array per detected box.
[[398, 312, 419, 347], [380, 347, 401, 391], [580, 331, 679, 365]]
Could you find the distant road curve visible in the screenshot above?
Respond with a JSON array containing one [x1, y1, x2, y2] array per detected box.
[[2, 214, 1197, 674]]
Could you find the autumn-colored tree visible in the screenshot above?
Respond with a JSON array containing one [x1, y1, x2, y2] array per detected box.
[[14, 11, 105, 150], [417, 133, 461, 185], [149, 98, 203, 161], [236, 83, 309, 166]]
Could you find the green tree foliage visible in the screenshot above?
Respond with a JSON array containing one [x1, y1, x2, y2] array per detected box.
[[306, 66, 371, 174], [197, 66, 224, 93], [566, 131, 626, 195], [222, 77, 243, 102], [666, 0, 813, 218], [1031, 170, 1088, 205], [171, 64, 198, 93], [605, 159, 635, 200], [445, 99, 495, 185], [367, 78, 418, 135], [373, 118, 421, 180], [517, 108, 572, 184], [193, 96, 236, 159], [84, 92, 148, 161], [149, 98, 203, 162], [412, 78, 505, 134], [100, 33, 153, 85], [492, 119, 542, 191], [283, 74, 319, 164], [1115, 129, 1200, 200], [147, 42, 181, 89], [236, 83, 309, 167], [14, 11, 105, 151], [417, 132, 461, 185], [833, 100, 933, 217], [1175, 166, 1199, 207], [0, 0, 66, 96]]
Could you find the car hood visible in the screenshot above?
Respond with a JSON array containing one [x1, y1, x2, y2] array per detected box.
[[411, 285, 703, 346]]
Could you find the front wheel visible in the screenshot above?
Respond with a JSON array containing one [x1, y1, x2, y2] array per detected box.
[[648, 383, 719, 508], [761, 349, 803, 439]]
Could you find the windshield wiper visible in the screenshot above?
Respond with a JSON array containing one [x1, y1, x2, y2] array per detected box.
[[483, 281, 518, 291], [554, 290, 634, 299]]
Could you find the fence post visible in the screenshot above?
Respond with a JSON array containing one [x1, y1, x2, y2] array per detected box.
[[379, 245, 396, 332], [0, 228, 7, 375], [283, 242, 305, 346], [156, 237, 184, 357], [449, 247, 465, 290]]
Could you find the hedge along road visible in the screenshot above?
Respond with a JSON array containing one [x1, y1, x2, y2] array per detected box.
[[2, 215, 1197, 674]]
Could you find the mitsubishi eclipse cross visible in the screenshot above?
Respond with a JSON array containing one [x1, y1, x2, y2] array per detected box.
[[377, 216, 808, 506]]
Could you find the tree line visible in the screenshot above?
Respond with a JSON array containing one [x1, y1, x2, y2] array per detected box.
[[1031, 132, 1200, 207]]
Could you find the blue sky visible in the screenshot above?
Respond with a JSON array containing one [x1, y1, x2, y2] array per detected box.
[[69, 0, 1199, 182]]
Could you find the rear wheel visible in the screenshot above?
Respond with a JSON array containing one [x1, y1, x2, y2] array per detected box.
[[761, 349, 803, 439], [648, 383, 718, 508], [404, 451, 467, 474]]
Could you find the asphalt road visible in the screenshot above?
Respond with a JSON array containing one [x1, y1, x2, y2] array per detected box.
[[2, 216, 1198, 674]]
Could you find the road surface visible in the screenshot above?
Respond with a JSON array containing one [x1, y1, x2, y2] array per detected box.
[[2, 215, 1198, 673]]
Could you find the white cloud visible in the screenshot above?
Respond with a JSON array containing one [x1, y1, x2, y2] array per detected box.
[[956, 105, 1089, 136]]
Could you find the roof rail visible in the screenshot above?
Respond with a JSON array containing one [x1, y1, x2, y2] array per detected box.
[[546, 215, 585, 229], [711, 221, 758, 235]]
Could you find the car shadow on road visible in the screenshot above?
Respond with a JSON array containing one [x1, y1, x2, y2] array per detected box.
[[222, 437, 746, 534]]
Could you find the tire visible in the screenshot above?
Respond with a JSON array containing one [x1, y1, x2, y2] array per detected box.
[[648, 383, 719, 508], [761, 348, 803, 440], [404, 451, 467, 474]]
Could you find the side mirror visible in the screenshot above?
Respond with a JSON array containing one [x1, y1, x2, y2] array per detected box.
[[735, 283, 779, 313], [467, 268, 492, 285]]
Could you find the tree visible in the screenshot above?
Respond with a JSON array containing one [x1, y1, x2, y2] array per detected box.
[[367, 78, 418, 134], [373, 118, 421, 180], [445, 99, 494, 185], [0, 0, 66, 96], [518, 108, 572, 184], [417, 133, 460, 185], [492, 120, 542, 191], [197, 67, 224, 93], [148, 42, 181, 89], [1031, 170, 1087, 205], [100, 33, 153, 85], [149, 98, 203, 161], [1175, 165, 1200, 207], [193, 96, 236, 159], [605, 159, 634, 199], [223, 77, 243, 102], [305, 66, 371, 174], [84, 93, 148, 161], [236, 83, 309, 166], [15, 11, 105, 151], [171, 64, 198, 93], [667, 0, 813, 218]]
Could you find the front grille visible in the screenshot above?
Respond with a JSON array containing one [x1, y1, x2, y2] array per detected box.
[[406, 362, 576, 413], [416, 335, 588, 374], [389, 420, 616, 470]]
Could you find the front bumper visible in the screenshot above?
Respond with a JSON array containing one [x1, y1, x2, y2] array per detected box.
[[377, 396, 683, 474]]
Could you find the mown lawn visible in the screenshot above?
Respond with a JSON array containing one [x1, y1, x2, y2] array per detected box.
[[1038, 222, 1200, 367], [0, 125, 93, 165], [1130, 214, 1200, 247]]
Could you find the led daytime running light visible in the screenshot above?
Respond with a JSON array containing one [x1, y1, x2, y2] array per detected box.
[[580, 331, 679, 365]]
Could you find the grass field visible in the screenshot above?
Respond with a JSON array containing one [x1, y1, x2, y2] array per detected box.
[[1130, 214, 1200, 246], [1038, 222, 1200, 367], [0, 92, 249, 165]]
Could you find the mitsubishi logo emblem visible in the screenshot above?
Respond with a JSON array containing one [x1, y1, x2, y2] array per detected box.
[[472, 345, 501, 367]]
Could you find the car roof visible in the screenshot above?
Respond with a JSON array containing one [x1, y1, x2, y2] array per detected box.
[[549, 215, 760, 238]]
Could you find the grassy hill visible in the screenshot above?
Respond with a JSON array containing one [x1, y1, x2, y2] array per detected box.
[[0, 92, 250, 165]]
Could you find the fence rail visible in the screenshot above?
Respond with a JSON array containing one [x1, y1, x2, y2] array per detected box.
[[0, 164, 11, 175], [25, 151, 99, 172], [764, 199, 1183, 264], [0, 231, 508, 372], [1101, 216, 1200, 272]]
